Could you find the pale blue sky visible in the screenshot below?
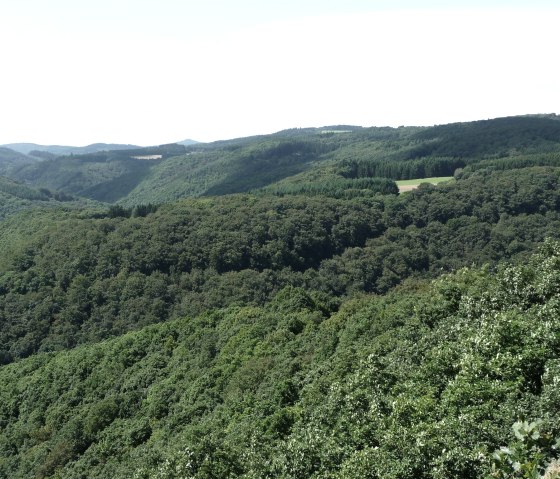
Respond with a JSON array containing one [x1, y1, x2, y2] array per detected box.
[[1, 1, 559, 145]]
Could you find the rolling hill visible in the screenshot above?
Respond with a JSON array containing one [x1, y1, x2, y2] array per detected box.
[[0, 175, 99, 221], [7, 144, 187, 203], [5, 116, 560, 208], [0, 147, 37, 176]]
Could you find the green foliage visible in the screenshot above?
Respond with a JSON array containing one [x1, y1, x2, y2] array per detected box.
[[121, 138, 332, 205], [465, 152, 560, 174], [0, 176, 51, 201], [488, 421, 560, 479], [2, 168, 560, 362], [340, 156, 466, 180], [260, 176, 399, 198], [412, 116, 560, 158], [0, 243, 560, 477], [104, 203, 158, 218], [11, 156, 155, 203]]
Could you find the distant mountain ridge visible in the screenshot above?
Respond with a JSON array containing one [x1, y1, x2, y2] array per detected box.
[[176, 139, 200, 146], [2, 142, 140, 156]]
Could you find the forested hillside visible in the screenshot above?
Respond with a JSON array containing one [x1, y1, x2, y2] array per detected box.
[[0, 242, 559, 478], [0, 176, 96, 221], [4, 115, 560, 207], [2, 166, 560, 363], [0, 148, 37, 177], [119, 116, 560, 205], [1, 116, 560, 478], [8, 144, 186, 203]]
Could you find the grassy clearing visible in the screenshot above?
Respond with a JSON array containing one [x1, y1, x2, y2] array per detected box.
[[396, 176, 453, 186], [397, 177, 453, 192]]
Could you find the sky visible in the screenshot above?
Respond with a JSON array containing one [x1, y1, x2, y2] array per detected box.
[[1, 0, 559, 146]]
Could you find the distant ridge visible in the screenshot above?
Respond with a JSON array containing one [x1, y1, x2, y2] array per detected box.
[[177, 139, 200, 146], [2, 143, 140, 156]]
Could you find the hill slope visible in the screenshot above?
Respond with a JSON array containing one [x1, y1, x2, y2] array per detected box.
[[2, 166, 560, 363], [0, 242, 558, 478], [0, 175, 99, 222], [8, 144, 186, 203], [0, 147, 37, 176]]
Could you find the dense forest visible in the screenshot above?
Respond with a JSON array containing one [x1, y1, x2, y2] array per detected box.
[[0, 115, 559, 478]]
